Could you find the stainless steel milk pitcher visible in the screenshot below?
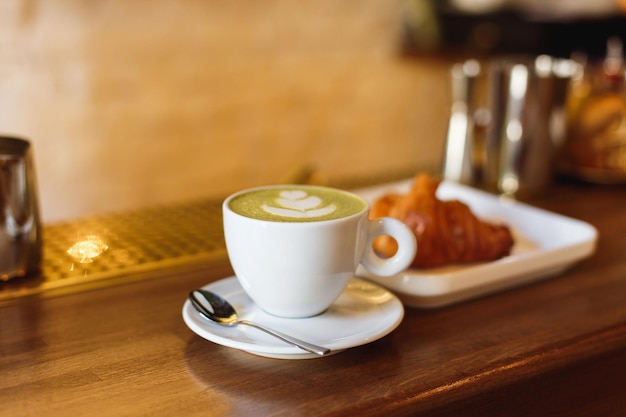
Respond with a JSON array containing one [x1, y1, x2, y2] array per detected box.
[[442, 56, 579, 197], [0, 136, 42, 281]]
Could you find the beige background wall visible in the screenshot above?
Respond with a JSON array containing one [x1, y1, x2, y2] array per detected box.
[[1, 0, 451, 223]]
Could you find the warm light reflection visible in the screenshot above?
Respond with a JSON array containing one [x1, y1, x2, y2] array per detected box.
[[534, 54, 553, 77], [500, 173, 519, 196], [443, 110, 469, 181], [67, 235, 109, 263], [510, 64, 528, 99], [506, 119, 523, 142]]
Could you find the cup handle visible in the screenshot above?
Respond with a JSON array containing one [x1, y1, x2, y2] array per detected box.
[[361, 217, 417, 276]]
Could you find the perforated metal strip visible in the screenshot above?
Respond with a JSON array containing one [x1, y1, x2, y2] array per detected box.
[[0, 199, 227, 302]]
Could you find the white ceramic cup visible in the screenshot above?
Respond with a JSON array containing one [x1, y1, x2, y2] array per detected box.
[[223, 185, 417, 318]]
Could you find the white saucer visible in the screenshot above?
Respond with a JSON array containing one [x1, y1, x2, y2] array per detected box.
[[182, 276, 404, 359]]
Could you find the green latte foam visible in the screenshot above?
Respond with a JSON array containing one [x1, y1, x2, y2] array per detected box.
[[228, 186, 366, 222]]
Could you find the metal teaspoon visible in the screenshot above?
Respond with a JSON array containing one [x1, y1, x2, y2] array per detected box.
[[189, 289, 331, 356]]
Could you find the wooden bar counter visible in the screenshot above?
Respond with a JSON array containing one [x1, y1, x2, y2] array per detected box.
[[2, 180, 626, 417]]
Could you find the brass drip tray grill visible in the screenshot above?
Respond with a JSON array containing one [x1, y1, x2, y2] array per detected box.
[[0, 198, 228, 303]]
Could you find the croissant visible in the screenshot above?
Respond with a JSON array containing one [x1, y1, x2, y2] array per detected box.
[[370, 173, 514, 268]]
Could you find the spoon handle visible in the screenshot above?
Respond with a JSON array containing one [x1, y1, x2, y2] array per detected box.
[[238, 320, 331, 356]]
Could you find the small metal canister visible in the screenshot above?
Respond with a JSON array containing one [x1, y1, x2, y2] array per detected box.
[[1, 136, 42, 281]]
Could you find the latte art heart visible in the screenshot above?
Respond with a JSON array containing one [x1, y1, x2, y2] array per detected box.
[[263, 191, 337, 218], [279, 190, 307, 200], [276, 195, 323, 211]]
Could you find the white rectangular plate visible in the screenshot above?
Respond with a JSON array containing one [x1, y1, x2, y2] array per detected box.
[[354, 179, 598, 308]]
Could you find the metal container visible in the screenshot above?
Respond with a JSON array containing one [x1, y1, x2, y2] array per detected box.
[[1, 136, 42, 280], [443, 56, 578, 197]]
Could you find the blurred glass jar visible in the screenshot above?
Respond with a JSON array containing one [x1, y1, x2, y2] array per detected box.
[[559, 38, 626, 183]]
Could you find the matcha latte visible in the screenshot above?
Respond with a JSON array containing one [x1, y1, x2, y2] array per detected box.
[[228, 186, 367, 222]]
